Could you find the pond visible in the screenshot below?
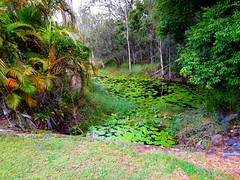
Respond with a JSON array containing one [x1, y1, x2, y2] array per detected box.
[[98, 75, 204, 108], [79, 74, 204, 147]]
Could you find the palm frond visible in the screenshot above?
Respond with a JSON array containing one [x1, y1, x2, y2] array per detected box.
[[45, 76, 53, 91], [0, 73, 7, 86], [5, 67, 25, 84], [31, 75, 44, 93], [0, 58, 7, 86], [19, 79, 36, 95], [31, 75, 50, 93], [6, 92, 22, 111], [25, 30, 43, 42], [61, 28, 78, 46], [49, 56, 67, 72], [6, 77, 18, 90], [0, 58, 6, 71], [49, 45, 56, 64], [0, 7, 6, 14], [19, 92, 37, 108], [23, 66, 35, 75], [28, 57, 48, 71], [6, 22, 34, 33]]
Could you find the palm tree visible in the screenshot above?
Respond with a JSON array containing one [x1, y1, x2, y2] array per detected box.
[[0, 0, 93, 133]]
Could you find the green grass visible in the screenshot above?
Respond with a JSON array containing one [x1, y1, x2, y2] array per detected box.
[[0, 133, 233, 180], [100, 63, 158, 77], [89, 81, 137, 115], [71, 80, 137, 133]]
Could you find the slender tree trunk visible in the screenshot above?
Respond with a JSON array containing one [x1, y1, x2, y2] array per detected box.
[[126, 19, 131, 72], [168, 46, 171, 79], [125, 0, 131, 72], [159, 39, 164, 77]]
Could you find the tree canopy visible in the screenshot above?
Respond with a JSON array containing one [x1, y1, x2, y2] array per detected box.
[[156, 0, 221, 44]]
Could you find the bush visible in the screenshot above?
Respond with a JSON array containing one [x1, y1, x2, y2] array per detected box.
[[179, 1, 240, 90]]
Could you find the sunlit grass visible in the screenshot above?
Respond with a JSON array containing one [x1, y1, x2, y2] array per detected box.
[[0, 134, 232, 180]]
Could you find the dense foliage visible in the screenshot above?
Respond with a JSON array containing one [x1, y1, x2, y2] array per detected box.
[[179, 1, 240, 90], [0, 0, 92, 132], [156, 0, 221, 44]]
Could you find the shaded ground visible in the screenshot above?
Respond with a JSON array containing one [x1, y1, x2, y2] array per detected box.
[[0, 117, 8, 129]]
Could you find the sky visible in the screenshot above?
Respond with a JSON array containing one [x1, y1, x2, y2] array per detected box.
[[71, 0, 106, 14], [72, 0, 88, 12], [54, 0, 102, 22]]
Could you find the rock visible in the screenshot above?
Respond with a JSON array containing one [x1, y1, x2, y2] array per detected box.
[[218, 115, 226, 123], [232, 129, 240, 137], [208, 150, 217, 155], [223, 149, 240, 154], [224, 128, 232, 133], [218, 113, 240, 123], [223, 149, 235, 154], [231, 143, 240, 149], [227, 138, 238, 146], [235, 149, 240, 153], [195, 140, 204, 149], [210, 134, 224, 146]]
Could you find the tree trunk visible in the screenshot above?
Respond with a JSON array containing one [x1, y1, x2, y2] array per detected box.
[[159, 39, 164, 77], [168, 46, 172, 79], [114, 57, 120, 71], [125, 1, 131, 73]]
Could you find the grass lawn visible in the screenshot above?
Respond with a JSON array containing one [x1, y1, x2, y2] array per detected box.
[[0, 132, 235, 180]]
